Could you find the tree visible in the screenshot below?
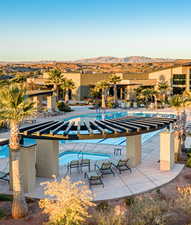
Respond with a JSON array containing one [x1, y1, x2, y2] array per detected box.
[[95, 80, 110, 108], [169, 94, 184, 116], [11, 74, 27, 86], [140, 88, 158, 108], [0, 69, 4, 76], [47, 69, 65, 99], [0, 84, 35, 219], [109, 74, 121, 104], [158, 80, 170, 105], [61, 78, 75, 103]]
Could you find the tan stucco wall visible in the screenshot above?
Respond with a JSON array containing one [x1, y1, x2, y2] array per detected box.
[[63, 73, 114, 100], [148, 68, 173, 85], [122, 73, 149, 80], [62, 73, 81, 100]]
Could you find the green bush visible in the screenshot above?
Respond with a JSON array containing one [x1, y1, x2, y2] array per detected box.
[[186, 157, 191, 167], [124, 197, 134, 206], [57, 101, 72, 112], [96, 201, 110, 211], [0, 209, 6, 220], [0, 194, 12, 201]]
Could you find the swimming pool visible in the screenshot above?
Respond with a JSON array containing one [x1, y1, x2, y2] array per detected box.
[[0, 111, 173, 159], [59, 151, 111, 165]]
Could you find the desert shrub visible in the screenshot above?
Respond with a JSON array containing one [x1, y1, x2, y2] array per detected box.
[[129, 196, 168, 225], [175, 185, 191, 214], [39, 176, 95, 225], [57, 101, 72, 112], [91, 207, 127, 225], [96, 201, 110, 211], [107, 97, 117, 108], [124, 196, 134, 206]]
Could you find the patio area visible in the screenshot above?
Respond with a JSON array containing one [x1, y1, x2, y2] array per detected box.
[[0, 133, 184, 201]]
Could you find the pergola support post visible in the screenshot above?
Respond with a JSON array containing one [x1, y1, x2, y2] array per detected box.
[[36, 140, 59, 178], [47, 95, 57, 112], [20, 145, 36, 192], [174, 131, 181, 162], [126, 135, 141, 167], [33, 96, 42, 111], [160, 131, 174, 171]]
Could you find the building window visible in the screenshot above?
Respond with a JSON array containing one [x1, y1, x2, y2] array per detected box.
[[173, 74, 186, 85], [173, 87, 185, 94]]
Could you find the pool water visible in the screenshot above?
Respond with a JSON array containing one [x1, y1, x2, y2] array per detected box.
[[0, 111, 173, 159], [59, 151, 111, 165]]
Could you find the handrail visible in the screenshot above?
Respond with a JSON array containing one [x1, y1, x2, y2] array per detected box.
[[77, 151, 83, 160]]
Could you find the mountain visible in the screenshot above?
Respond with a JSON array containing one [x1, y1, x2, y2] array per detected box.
[[74, 56, 174, 63]]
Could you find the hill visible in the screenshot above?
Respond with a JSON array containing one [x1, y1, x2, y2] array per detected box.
[[74, 56, 174, 63]]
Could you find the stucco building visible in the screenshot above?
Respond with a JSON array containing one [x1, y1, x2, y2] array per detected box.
[[27, 62, 191, 101]]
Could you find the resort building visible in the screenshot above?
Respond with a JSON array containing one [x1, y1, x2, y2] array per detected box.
[[26, 62, 191, 102]]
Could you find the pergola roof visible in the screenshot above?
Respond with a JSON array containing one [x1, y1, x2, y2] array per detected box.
[[27, 90, 53, 97], [19, 116, 176, 140]]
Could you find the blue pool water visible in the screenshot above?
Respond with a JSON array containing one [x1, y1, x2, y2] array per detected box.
[[59, 151, 111, 165], [0, 111, 173, 159]]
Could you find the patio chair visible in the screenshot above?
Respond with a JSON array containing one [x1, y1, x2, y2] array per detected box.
[[67, 160, 80, 174], [80, 159, 90, 172], [112, 159, 132, 174], [0, 171, 9, 183], [95, 161, 115, 176], [84, 170, 104, 188]]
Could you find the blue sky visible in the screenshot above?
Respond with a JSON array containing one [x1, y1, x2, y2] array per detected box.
[[1, 0, 191, 61]]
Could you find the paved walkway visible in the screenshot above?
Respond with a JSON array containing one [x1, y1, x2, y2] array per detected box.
[[0, 133, 184, 201]]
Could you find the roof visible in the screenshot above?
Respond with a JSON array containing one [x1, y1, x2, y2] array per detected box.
[[27, 90, 54, 97], [19, 116, 176, 140]]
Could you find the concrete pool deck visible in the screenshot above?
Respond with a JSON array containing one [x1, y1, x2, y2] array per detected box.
[[0, 133, 184, 201]]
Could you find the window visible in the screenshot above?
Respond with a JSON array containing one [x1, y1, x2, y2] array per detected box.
[[173, 74, 186, 85], [173, 87, 185, 94]]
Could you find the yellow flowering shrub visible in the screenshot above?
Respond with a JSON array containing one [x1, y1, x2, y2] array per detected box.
[[175, 185, 191, 214], [39, 176, 95, 225]]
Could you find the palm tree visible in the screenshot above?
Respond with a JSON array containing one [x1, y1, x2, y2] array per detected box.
[[141, 88, 158, 108], [158, 80, 170, 105], [168, 94, 189, 161], [95, 80, 110, 108], [61, 78, 75, 103], [109, 74, 121, 104], [47, 69, 65, 99], [0, 84, 35, 219], [169, 94, 184, 117]]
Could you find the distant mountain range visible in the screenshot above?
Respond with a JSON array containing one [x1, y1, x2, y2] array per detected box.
[[74, 56, 175, 63]]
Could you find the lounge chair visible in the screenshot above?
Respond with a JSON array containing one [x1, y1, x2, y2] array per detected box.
[[112, 159, 132, 174], [67, 160, 80, 174], [80, 159, 90, 172], [95, 161, 115, 176], [0, 171, 9, 182], [84, 170, 104, 188]]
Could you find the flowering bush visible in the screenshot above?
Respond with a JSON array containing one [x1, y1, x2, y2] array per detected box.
[[39, 176, 95, 225]]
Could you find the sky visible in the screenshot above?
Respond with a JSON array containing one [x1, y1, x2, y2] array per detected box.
[[1, 0, 191, 61]]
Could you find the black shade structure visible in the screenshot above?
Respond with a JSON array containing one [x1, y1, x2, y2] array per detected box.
[[19, 116, 176, 140]]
